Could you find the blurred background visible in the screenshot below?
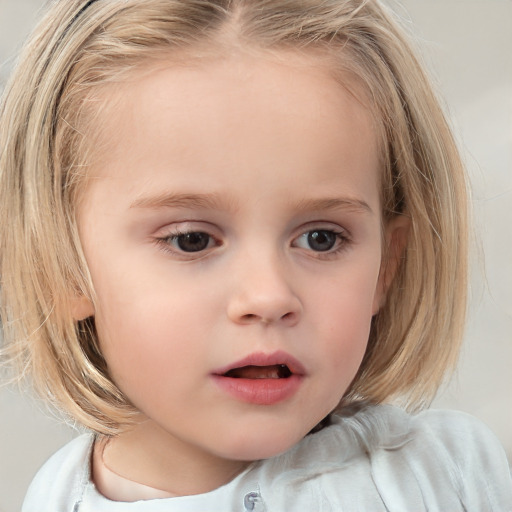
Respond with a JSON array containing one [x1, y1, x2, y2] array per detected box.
[[0, 0, 511, 510]]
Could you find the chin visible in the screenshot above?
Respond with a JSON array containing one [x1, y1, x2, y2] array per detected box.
[[211, 420, 311, 462]]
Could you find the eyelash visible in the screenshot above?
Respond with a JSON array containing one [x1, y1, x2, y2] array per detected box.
[[154, 229, 222, 258], [154, 227, 352, 259], [292, 229, 351, 259]]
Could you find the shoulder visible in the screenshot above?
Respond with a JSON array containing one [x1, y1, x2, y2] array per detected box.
[[339, 403, 508, 457], [415, 408, 512, 505], [345, 405, 512, 511], [253, 405, 512, 510], [412, 408, 509, 468], [22, 433, 93, 512]]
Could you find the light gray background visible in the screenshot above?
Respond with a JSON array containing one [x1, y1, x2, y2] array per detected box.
[[0, 1, 511, 510]]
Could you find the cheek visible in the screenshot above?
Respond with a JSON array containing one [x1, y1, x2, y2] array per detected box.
[[316, 259, 380, 326], [311, 263, 380, 368], [322, 307, 371, 374], [92, 275, 216, 391]]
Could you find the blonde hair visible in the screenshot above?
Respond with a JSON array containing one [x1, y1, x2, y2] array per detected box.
[[0, 0, 467, 435]]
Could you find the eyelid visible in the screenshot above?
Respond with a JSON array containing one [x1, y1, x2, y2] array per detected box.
[[291, 223, 352, 258], [153, 221, 223, 259], [153, 220, 220, 237], [292, 221, 350, 239]]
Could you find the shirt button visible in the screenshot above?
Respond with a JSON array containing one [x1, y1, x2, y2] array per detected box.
[[243, 490, 265, 511]]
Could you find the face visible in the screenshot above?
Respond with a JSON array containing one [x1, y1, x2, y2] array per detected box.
[[77, 51, 395, 487]]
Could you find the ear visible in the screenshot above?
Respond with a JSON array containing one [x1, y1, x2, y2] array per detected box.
[[70, 295, 95, 321], [372, 215, 410, 315]]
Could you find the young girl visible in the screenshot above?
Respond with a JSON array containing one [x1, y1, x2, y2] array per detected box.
[[1, 0, 511, 510]]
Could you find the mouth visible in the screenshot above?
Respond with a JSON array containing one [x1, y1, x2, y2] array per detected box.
[[223, 364, 293, 380], [213, 350, 305, 379], [212, 351, 305, 405]]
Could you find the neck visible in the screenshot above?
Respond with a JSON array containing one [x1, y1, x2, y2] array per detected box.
[[93, 417, 250, 498]]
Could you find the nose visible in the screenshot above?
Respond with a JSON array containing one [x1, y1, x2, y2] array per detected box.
[[226, 253, 302, 327]]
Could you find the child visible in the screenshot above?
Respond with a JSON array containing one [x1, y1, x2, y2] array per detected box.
[[0, 0, 511, 510]]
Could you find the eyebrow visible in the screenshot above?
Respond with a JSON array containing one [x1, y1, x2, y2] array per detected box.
[[130, 192, 238, 212], [292, 197, 374, 215], [130, 192, 373, 215]]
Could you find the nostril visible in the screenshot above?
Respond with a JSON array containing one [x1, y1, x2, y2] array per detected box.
[[227, 284, 302, 326], [239, 312, 297, 325]]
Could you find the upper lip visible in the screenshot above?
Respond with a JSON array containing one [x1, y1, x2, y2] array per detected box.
[[212, 350, 307, 376]]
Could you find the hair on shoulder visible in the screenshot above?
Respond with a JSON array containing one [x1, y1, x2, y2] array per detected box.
[[0, 0, 467, 434]]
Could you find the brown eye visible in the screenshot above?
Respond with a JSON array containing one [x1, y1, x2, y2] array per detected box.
[[172, 232, 212, 252]]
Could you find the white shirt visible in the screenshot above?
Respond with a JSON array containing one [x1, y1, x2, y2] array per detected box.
[[22, 405, 512, 511]]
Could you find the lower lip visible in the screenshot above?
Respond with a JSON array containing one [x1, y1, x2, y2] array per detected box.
[[212, 374, 302, 405]]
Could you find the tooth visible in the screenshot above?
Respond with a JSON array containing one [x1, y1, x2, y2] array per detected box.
[[224, 364, 292, 379]]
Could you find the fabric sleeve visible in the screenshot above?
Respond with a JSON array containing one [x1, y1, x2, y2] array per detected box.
[[418, 409, 512, 511], [22, 434, 93, 512], [368, 407, 512, 512]]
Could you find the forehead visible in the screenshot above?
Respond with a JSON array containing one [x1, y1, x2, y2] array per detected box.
[[80, 50, 381, 208]]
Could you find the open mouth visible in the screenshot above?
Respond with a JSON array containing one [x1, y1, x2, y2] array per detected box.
[[223, 364, 292, 379], [212, 352, 304, 405]]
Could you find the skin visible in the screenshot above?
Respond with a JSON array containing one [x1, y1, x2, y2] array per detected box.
[[75, 50, 406, 499]]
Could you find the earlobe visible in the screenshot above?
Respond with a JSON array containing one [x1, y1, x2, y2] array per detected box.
[[70, 295, 95, 321], [372, 215, 410, 315]]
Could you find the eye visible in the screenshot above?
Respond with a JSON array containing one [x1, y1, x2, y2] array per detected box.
[[293, 229, 347, 253], [164, 231, 215, 253], [306, 230, 337, 252]]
